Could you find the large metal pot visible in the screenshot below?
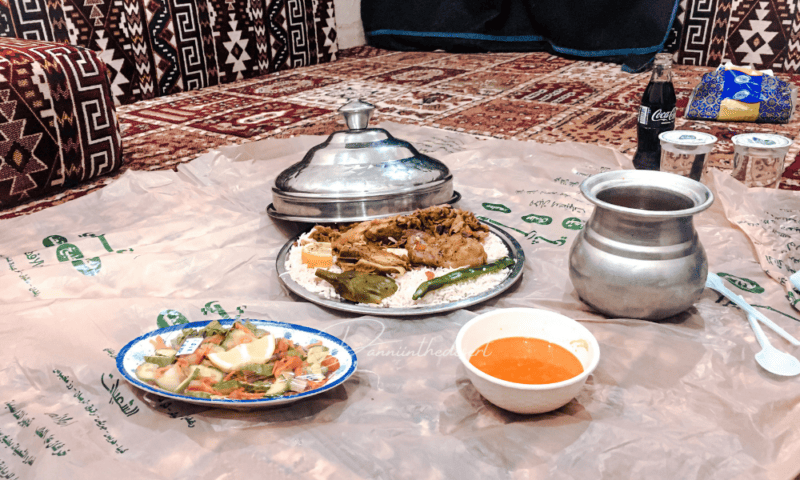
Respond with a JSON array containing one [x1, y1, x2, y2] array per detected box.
[[568, 170, 714, 320]]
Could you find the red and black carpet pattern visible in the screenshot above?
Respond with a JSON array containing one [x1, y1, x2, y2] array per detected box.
[[2, 45, 798, 219]]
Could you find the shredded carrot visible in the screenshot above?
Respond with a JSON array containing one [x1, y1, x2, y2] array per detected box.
[[223, 370, 237, 381], [150, 335, 169, 350], [321, 356, 340, 374], [203, 334, 225, 345], [233, 323, 254, 334], [181, 344, 211, 365], [425, 271, 435, 280], [273, 356, 303, 378], [306, 379, 326, 391], [294, 366, 304, 377], [228, 388, 264, 400], [187, 383, 219, 395], [275, 338, 290, 355], [307, 341, 323, 347]]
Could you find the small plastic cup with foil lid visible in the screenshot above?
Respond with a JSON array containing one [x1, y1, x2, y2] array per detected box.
[[731, 133, 792, 188], [658, 130, 718, 181]]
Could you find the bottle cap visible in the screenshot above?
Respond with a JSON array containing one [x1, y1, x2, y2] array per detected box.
[[654, 53, 673, 65]]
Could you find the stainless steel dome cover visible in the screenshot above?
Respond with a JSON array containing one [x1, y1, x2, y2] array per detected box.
[[268, 100, 460, 223]]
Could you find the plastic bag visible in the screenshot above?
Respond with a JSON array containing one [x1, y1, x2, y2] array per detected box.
[[685, 62, 797, 123]]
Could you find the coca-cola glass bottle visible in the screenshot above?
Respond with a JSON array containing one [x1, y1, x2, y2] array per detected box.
[[632, 53, 676, 171]]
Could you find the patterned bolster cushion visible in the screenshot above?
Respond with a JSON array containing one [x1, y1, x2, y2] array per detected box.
[[0, 38, 122, 209], [685, 65, 798, 123]]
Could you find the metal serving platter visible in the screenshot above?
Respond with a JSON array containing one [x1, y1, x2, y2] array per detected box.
[[275, 222, 525, 316]]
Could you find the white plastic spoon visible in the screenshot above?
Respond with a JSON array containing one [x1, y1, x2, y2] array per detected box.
[[705, 273, 800, 346], [747, 313, 800, 376]]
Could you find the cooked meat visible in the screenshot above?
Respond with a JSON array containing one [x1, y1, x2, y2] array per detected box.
[[309, 226, 341, 243], [331, 221, 371, 249], [405, 229, 487, 268], [363, 217, 406, 246], [396, 205, 488, 242], [336, 243, 410, 274], [311, 205, 490, 272]]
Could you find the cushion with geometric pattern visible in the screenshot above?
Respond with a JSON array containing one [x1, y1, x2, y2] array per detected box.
[[0, 37, 122, 209]]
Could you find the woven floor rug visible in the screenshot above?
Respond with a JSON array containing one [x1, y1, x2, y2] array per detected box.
[[3, 46, 799, 219]]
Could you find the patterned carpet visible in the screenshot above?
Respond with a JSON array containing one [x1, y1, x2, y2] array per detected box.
[[668, 0, 800, 74], [3, 45, 799, 219]]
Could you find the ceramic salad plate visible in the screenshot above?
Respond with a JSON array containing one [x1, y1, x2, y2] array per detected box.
[[117, 319, 357, 408]]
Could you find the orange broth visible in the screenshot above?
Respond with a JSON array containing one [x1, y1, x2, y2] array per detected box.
[[469, 336, 583, 385]]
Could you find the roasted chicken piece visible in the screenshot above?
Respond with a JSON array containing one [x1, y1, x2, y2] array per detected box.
[[336, 243, 410, 274], [405, 229, 487, 268], [331, 221, 371, 248]]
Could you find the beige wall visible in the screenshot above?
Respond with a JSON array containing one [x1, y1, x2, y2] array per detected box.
[[333, 0, 366, 49]]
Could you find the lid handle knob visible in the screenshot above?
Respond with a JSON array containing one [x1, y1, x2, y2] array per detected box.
[[339, 99, 375, 130]]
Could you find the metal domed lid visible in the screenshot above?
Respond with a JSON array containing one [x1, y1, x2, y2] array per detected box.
[[268, 99, 459, 223]]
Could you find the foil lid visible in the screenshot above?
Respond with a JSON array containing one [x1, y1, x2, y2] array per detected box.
[[731, 133, 791, 149], [268, 100, 459, 223], [659, 130, 718, 146]]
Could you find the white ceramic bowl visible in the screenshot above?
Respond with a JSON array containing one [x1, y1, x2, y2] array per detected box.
[[456, 308, 600, 414]]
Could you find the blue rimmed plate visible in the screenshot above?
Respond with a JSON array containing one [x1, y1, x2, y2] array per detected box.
[[117, 319, 357, 408]]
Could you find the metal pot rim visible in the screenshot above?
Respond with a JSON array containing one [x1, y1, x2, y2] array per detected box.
[[580, 169, 714, 218]]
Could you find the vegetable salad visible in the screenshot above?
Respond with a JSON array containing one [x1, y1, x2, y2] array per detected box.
[[135, 320, 340, 400]]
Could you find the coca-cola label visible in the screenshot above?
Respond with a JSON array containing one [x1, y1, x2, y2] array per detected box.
[[638, 105, 676, 127]]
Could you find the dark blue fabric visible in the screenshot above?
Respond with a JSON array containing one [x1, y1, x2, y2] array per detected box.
[[362, 0, 681, 72]]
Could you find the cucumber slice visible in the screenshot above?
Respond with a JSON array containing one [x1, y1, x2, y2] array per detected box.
[[144, 355, 174, 368], [155, 364, 185, 392], [189, 365, 225, 383], [135, 363, 159, 382], [176, 368, 200, 394], [241, 381, 270, 393], [212, 379, 242, 395], [265, 379, 289, 396], [183, 391, 212, 399]]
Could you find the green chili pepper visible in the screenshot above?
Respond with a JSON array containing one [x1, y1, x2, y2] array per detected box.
[[411, 256, 515, 300]]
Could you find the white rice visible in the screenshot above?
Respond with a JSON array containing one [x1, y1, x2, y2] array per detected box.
[[285, 229, 511, 308]]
